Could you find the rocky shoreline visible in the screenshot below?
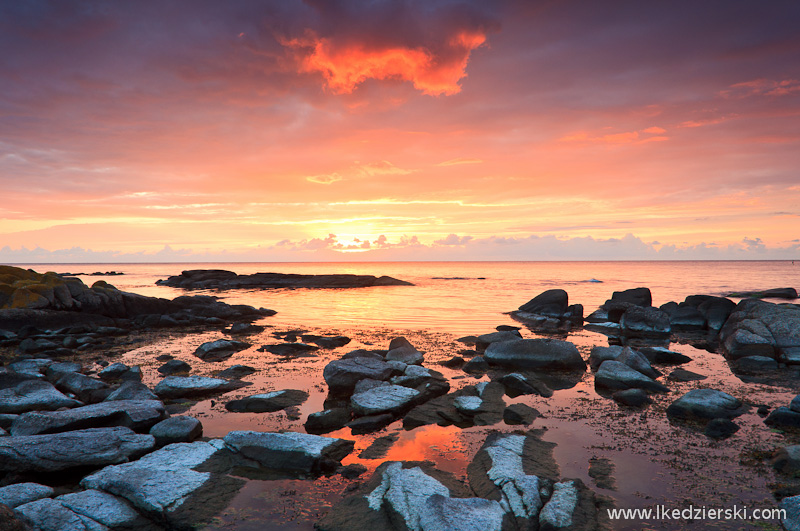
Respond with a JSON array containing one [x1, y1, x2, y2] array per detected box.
[[155, 269, 413, 289], [1, 265, 799, 530]]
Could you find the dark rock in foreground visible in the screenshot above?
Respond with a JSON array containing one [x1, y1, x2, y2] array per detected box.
[[193, 339, 251, 362], [154, 376, 249, 399], [726, 287, 798, 299], [223, 431, 354, 473], [484, 338, 585, 371], [225, 389, 309, 413], [156, 269, 413, 289], [9, 400, 167, 436], [666, 389, 746, 422]]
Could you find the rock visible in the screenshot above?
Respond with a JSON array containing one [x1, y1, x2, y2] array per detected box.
[[8, 359, 52, 377], [156, 270, 413, 289], [720, 299, 800, 359], [441, 356, 465, 368], [782, 347, 800, 365], [104, 381, 159, 402], [227, 322, 265, 335], [217, 364, 256, 379], [704, 418, 739, 439], [10, 400, 167, 436], [0, 503, 30, 531], [44, 362, 82, 383], [97, 362, 136, 381], [726, 287, 798, 299], [484, 339, 585, 371], [0, 427, 154, 472], [193, 339, 250, 362], [518, 289, 569, 317], [0, 380, 82, 414], [595, 361, 668, 393], [0, 483, 54, 509], [615, 347, 659, 378], [14, 498, 92, 531], [504, 403, 540, 425], [666, 389, 746, 422], [149, 416, 203, 446], [694, 296, 736, 330], [498, 372, 553, 398], [158, 359, 192, 375], [420, 494, 506, 531], [223, 431, 354, 472], [735, 355, 779, 373], [225, 389, 309, 413], [81, 439, 242, 529], [669, 306, 706, 331], [259, 343, 319, 356], [765, 407, 800, 430], [351, 385, 420, 416], [791, 395, 800, 413], [462, 356, 489, 374], [302, 335, 351, 349], [781, 495, 800, 531], [55, 489, 157, 530], [339, 463, 368, 479], [667, 368, 707, 382], [305, 408, 351, 434], [385, 337, 424, 365], [773, 445, 800, 475], [612, 389, 652, 407], [475, 330, 523, 352], [610, 287, 651, 307], [637, 346, 692, 365], [323, 358, 401, 396], [154, 376, 249, 399], [588, 346, 624, 371], [54, 372, 110, 403], [619, 306, 671, 337]]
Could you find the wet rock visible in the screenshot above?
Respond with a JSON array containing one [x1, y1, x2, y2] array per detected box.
[[637, 346, 692, 365], [223, 431, 354, 472], [154, 376, 249, 399], [504, 403, 540, 425], [259, 342, 319, 356], [666, 389, 746, 422], [475, 331, 523, 352], [0, 380, 82, 414], [0, 503, 30, 531], [339, 463, 368, 480], [305, 408, 351, 434], [765, 407, 800, 430], [225, 389, 309, 413], [669, 306, 706, 331], [704, 418, 739, 439], [726, 287, 798, 299], [81, 439, 243, 529], [323, 357, 401, 396], [588, 457, 616, 491], [351, 385, 420, 417], [667, 368, 707, 382], [462, 356, 489, 374], [158, 359, 192, 375], [0, 427, 154, 473], [104, 381, 159, 402], [780, 495, 800, 531], [55, 489, 158, 530], [442, 356, 465, 368], [14, 498, 92, 531], [193, 339, 251, 362], [595, 361, 668, 393], [98, 362, 139, 381], [8, 359, 52, 377], [773, 445, 800, 475], [484, 338, 585, 371], [44, 362, 82, 383], [9, 400, 167, 436], [588, 346, 624, 371], [612, 389, 652, 407], [498, 372, 553, 398], [302, 335, 351, 349], [518, 289, 569, 317], [149, 416, 203, 446], [720, 299, 800, 359], [781, 347, 800, 365], [217, 364, 256, 379], [735, 355, 779, 373], [615, 347, 659, 378], [0, 483, 54, 509], [227, 322, 265, 335], [619, 306, 670, 337], [610, 287, 651, 307], [385, 337, 424, 365], [54, 372, 110, 403]]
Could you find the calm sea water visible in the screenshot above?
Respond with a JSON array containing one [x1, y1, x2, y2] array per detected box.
[[16, 260, 800, 336]]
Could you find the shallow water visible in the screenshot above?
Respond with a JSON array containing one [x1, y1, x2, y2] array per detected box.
[[14, 261, 800, 529]]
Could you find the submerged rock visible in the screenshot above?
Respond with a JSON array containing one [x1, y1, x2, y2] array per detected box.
[[484, 339, 585, 371], [154, 376, 249, 399], [193, 339, 251, 362], [225, 389, 309, 413], [666, 389, 746, 422]]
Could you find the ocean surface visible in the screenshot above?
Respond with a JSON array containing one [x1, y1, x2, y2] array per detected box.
[[9, 260, 800, 530], [16, 260, 800, 336]]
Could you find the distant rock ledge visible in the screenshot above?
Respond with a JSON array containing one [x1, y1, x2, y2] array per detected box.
[[156, 269, 414, 289]]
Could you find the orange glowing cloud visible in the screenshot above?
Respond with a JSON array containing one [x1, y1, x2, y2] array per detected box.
[[282, 30, 486, 95]]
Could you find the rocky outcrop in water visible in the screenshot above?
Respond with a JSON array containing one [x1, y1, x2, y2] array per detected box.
[[156, 269, 413, 289], [719, 299, 800, 363]]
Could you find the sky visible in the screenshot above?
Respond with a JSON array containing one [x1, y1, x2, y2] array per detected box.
[[1, 0, 799, 262]]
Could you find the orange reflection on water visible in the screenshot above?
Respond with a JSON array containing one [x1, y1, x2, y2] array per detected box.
[[383, 424, 466, 463]]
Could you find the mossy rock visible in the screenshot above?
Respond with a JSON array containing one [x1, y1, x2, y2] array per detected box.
[[92, 280, 119, 291], [23, 283, 57, 305], [0, 284, 15, 308], [0, 265, 39, 282], [9, 287, 50, 309]]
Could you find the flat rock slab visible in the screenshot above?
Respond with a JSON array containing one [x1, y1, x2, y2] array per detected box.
[[259, 343, 319, 356], [149, 416, 203, 446], [225, 389, 309, 413], [0, 483, 54, 508], [484, 339, 585, 371], [55, 489, 158, 530], [595, 360, 669, 393], [154, 376, 249, 399], [10, 399, 167, 436], [194, 339, 251, 362], [0, 427, 154, 473], [351, 384, 421, 417], [156, 270, 413, 289], [0, 380, 82, 414], [323, 357, 401, 396], [223, 431, 354, 473], [666, 389, 747, 422]]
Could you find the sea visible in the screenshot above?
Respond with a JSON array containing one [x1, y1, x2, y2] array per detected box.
[[9, 260, 800, 530]]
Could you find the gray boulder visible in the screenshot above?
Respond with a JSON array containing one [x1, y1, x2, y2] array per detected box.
[[666, 389, 746, 422], [98, 363, 141, 381], [615, 347, 659, 379], [669, 306, 706, 331], [351, 384, 421, 416], [104, 381, 159, 402], [518, 289, 569, 317], [498, 372, 553, 398], [55, 489, 158, 530], [304, 408, 351, 434], [154, 376, 248, 399], [781, 495, 800, 531], [595, 361, 668, 393], [223, 431, 354, 472], [735, 355, 779, 373], [419, 494, 506, 531], [638, 346, 692, 365], [720, 299, 800, 359], [301, 335, 351, 349], [149, 416, 203, 446], [619, 306, 670, 337], [385, 337, 424, 365], [0, 380, 82, 414], [0, 427, 154, 472], [14, 498, 94, 531], [765, 407, 800, 430], [484, 339, 585, 371], [54, 372, 110, 403], [44, 362, 82, 383], [0, 483, 54, 508], [193, 339, 250, 362], [10, 400, 167, 436], [225, 389, 309, 413], [158, 359, 192, 375], [323, 357, 401, 396], [610, 287, 651, 306], [588, 345, 624, 371], [475, 330, 523, 352], [217, 364, 256, 379], [504, 403, 540, 425]]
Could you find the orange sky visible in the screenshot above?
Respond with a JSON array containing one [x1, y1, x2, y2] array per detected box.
[[1, 1, 799, 261]]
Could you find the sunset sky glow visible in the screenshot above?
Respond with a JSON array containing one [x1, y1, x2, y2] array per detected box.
[[1, 0, 799, 262]]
